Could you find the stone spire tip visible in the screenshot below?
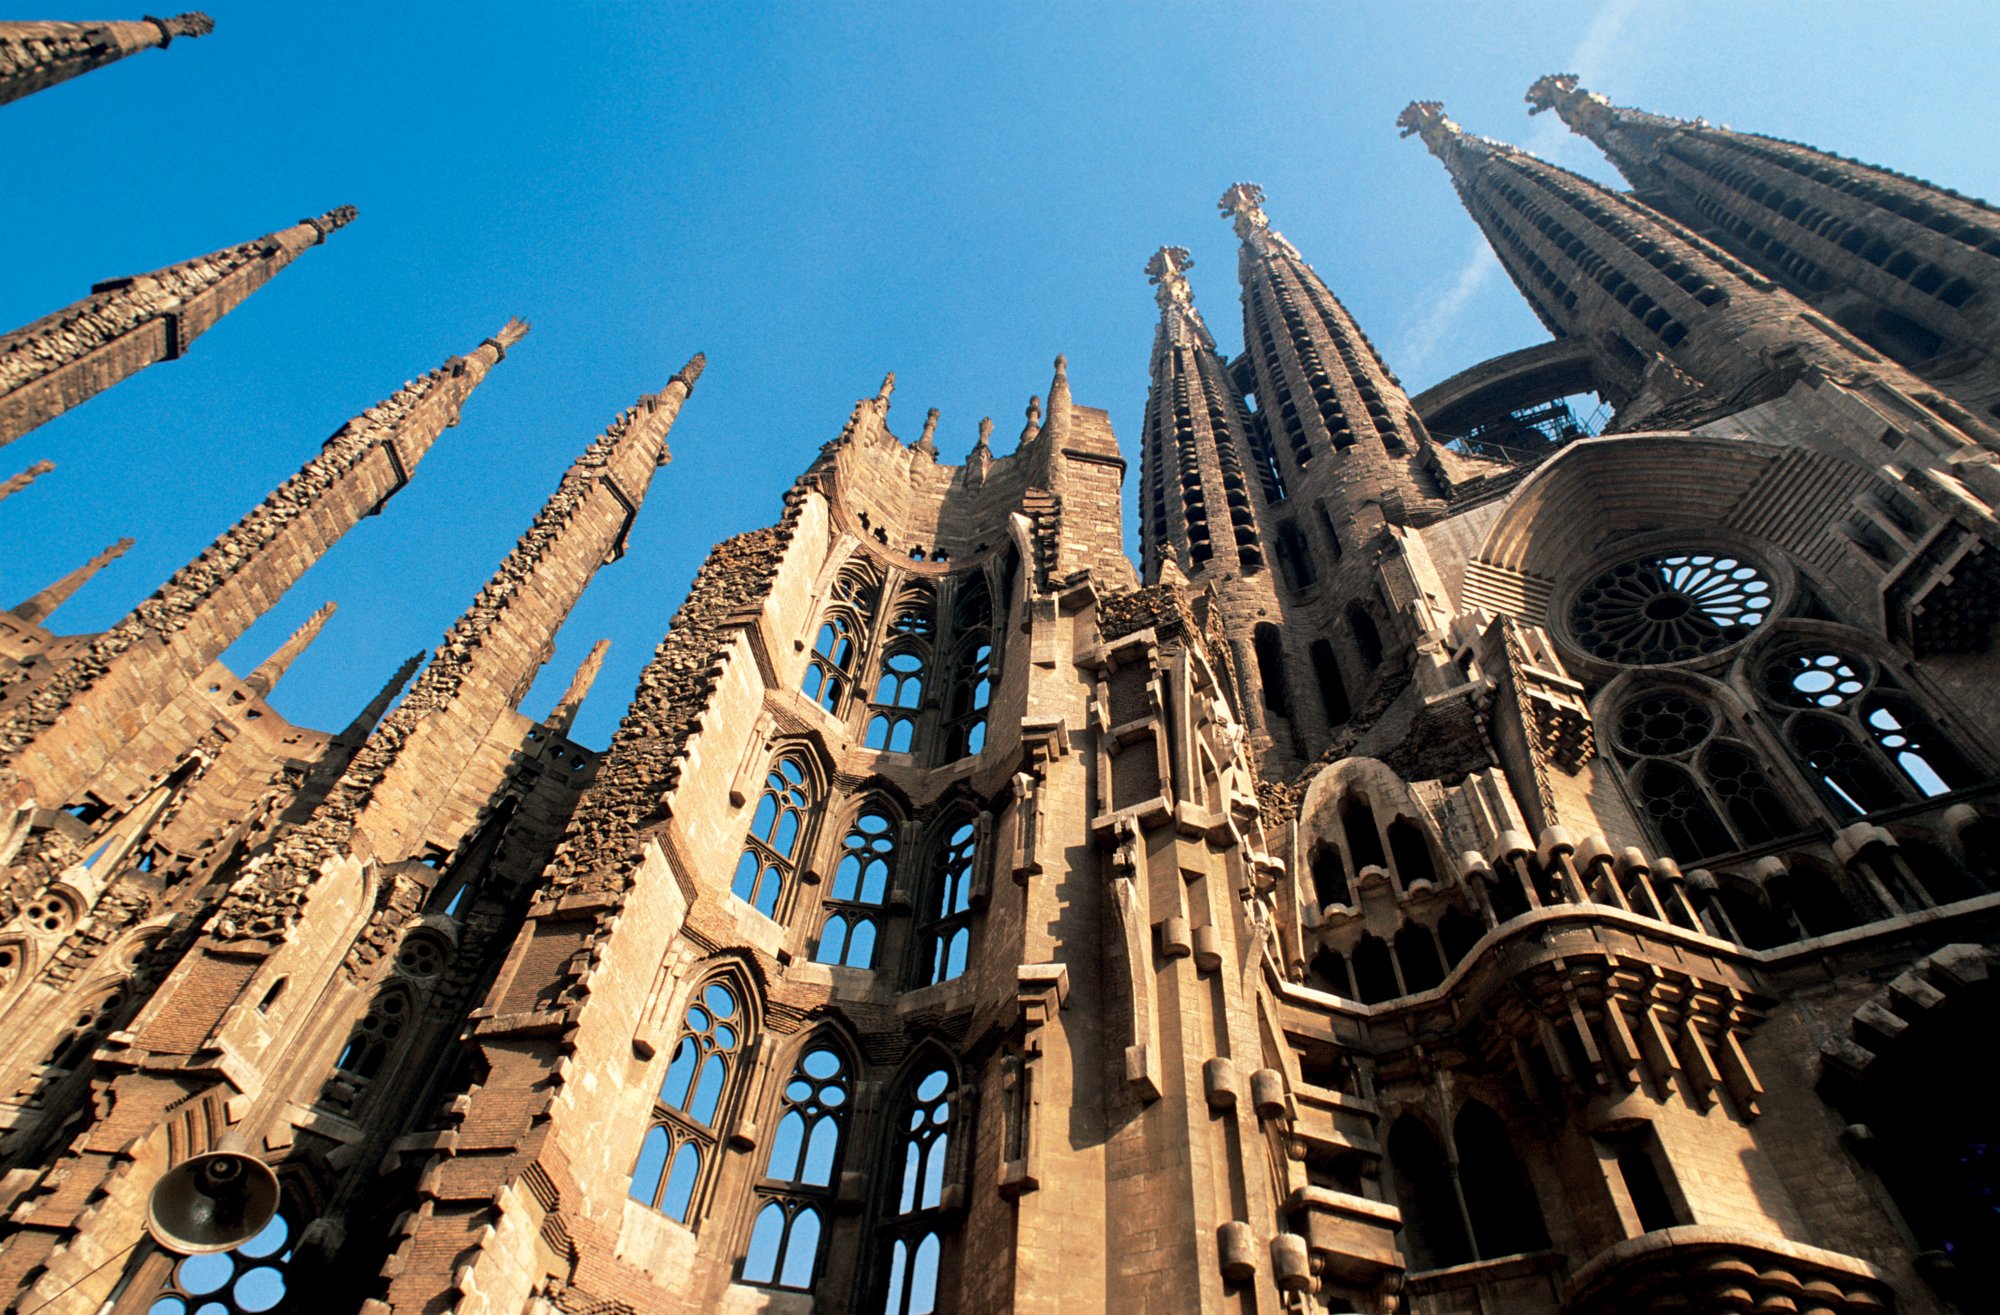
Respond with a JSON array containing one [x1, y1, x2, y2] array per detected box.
[[877, 371, 896, 403], [1145, 245, 1194, 285], [1218, 182, 1267, 224], [675, 352, 706, 389], [306, 205, 359, 242], [1525, 73, 1582, 115], [150, 13, 215, 40], [974, 416, 994, 452]]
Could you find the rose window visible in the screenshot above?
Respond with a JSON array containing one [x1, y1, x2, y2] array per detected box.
[[1570, 552, 1772, 664]]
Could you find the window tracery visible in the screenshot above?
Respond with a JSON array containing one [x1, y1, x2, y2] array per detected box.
[[1610, 688, 1797, 859], [630, 979, 745, 1225], [742, 1043, 851, 1289], [917, 815, 978, 986], [733, 753, 818, 919], [877, 1064, 957, 1315], [1570, 551, 1772, 664], [941, 579, 993, 760], [815, 807, 896, 969], [1758, 646, 1979, 813]]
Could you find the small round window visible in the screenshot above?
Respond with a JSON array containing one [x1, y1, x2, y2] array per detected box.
[[1569, 551, 1772, 664]]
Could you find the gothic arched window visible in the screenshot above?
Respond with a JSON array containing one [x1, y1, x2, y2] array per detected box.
[[941, 579, 994, 760], [630, 979, 746, 1225], [814, 807, 896, 969], [802, 614, 861, 714], [917, 815, 978, 986], [733, 753, 818, 919], [868, 587, 937, 753], [334, 985, 412, 1083], [1610, 688, 1797, 861], [743, 1042, 852, 1289], [1759, 646, 1979, 815], [877, 1064, 959, 1315]]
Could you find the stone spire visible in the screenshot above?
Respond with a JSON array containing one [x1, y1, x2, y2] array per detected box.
[[1525, 75, 2000, 417], [0, 206, 357, 449], [0, 15, 213, 107], [226, 353, 697, 914], [1221, 182, 1440, 534], [8, 536, 131, 625], [1046, 354, 1073, 440], [544, 638, 610, 738], [1140, 244, 1269, 584], [243, 600, 335, 698], [0, 323, 525, 809], [914, 408, 940, 459], [330, 651, 423, 753], [0, 459, 53, 505]]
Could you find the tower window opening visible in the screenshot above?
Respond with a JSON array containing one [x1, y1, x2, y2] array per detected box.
[[1252, 624, 1291, 720], [1309, 640, 1350, 727]]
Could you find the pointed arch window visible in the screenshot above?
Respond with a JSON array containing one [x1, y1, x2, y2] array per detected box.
[[814, 807, 896, 969], [877, 1064, 959, 1315], [630, 980, 745, 1224], [743, 1042, 852, 1289], [733, 753, 818, 919], [867, 586, 936, 754], [917, 816, 978, 986], [1610, 688, 1798, 860], [940, 578, 994, 761], [1758, 646, 1979, 815], [803, 614, 861, 714], [333, 985, 412, 1083]]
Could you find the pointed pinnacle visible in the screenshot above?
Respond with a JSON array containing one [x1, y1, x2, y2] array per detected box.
[[876, 371, 896, 404], [1525, 73, 1582, 115], [485, 317, 531, 359], [1053, 354, 1068, 385], [152, 13, 216, 40], [675, 352, 706, 391], [305, 205, 359, 243], [915, 408, 940, 456], [0, 460, 56, 504], [245, 600, 337, 696], [10, 536, 134, 625], [1145, 245, 1194, 285], [546, 637, 611, 732], [974, 417, 994, 452], [1018, 395, 1042, 446]]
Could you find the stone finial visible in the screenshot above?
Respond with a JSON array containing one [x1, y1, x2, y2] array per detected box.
[[305, 205, 360, 243], [0, 460, 55, 505], [973, 416, 994, 454], [915, 408, 940, 458], [1217, 183, 1270, 240], [876, 371, 896, 404], [1396, 101, 1462, 157], [674, 352, 707, 391], [1524, 72, 1583, 115], [1019, 395, 1042, 447], [245, 600, 336, 697], [10, 537, 134, 626], [148, 13, 216, 41], [483, 317, 531, 360], [1147, 245, 1198, 314]]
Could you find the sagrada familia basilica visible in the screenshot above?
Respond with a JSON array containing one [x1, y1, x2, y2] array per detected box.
[[1, 15, 1997, 1315]]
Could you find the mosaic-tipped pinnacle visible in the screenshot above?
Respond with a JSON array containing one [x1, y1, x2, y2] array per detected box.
[[494, 318, 531, 349], [1397, 101, 1448, 138], [1218, 182, 1265, 218], [1146, 245, 1193, 284]]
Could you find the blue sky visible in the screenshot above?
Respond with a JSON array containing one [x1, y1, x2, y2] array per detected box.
[[3, 2, 1995, 749]]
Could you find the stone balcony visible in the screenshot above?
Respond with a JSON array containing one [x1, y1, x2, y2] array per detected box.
[[1562, 1226, 1889, 1315]]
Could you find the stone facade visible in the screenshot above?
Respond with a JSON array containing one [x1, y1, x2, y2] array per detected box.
[[1, 27, 1997, 1315]]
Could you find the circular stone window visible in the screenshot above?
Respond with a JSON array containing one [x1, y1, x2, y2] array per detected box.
[[1569, 551, 1772, 665]]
